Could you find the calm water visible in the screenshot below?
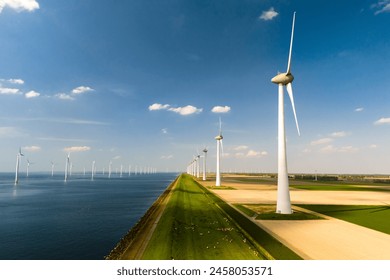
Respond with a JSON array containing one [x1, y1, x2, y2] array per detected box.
[[0, 172, 178, 260]]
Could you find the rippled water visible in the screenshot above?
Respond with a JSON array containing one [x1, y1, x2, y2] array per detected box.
[[0, 172, 178, 260]]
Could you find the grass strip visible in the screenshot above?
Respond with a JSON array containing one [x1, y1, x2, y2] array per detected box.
[[292, 185, 389, 192], [299, 204, 390, 234]]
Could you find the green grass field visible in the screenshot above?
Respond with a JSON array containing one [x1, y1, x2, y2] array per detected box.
[[292, 185, 389, 192], [141, 174, 266, 260], [299, 204, 390, 234]]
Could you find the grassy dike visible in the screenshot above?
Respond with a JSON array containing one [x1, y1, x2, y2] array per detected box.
[[140, 174, 301, 260]]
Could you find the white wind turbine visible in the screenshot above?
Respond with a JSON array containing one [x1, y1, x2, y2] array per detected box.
[[51, 161, 55, 177], [26, 159, 33, 177], [215, 118, 224, 187], [91, 161, 95, 180], [202, 147, 208, 181], [271, 12, 300, 214], [108, 161, 112, 178], [64, 153, 70, 182], [14, 148, 24, 185]]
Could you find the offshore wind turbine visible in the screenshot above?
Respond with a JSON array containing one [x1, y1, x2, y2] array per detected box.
[[91, 161, 95, 180], [271, 12, 300, 214], [51, 161, 55, 177], [215, 118, 224, 187], [64, 153, 70, 182], [14, 148, 24, 185], [26, 159, 33, 177], [108, 161, 112, 178]]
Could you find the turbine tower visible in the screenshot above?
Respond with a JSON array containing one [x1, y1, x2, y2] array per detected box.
[[271, 12, 300, 214], [26, 159, 32, 177], [64, 153, 70, 182], [14, 148, 24, 185], [51, 161, 55, 177], [202, 147, 208, 181], [91, 161, 95, 180], [215, 118, 223, 187]]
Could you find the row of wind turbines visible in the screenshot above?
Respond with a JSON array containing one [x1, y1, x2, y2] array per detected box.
[[14, 148, 157, 185], [187, 12, 300, 215]]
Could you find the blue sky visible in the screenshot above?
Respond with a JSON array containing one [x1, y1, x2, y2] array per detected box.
[[1, 0, 390, 174]]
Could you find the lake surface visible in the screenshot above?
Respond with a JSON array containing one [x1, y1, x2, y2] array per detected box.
[[0, 172, 178, 260]]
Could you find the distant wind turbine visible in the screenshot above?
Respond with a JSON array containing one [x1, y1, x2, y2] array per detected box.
[[51, 161, 55, 177], [271, 12, 300, 214], [215, 118, 224, 186], [91, 161, 95, 180], [202, 147, 208, 181], [64, 153, 70, 182], [14, 148, 24, 185], [108, 161, 112, 178], [26, 159, 33, 177]]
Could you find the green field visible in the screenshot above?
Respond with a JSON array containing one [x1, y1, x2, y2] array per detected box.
[[299, 205, 390, 234], [141, 174, 301, 260], [142, 174, 266, 259], [292, 185, 389, 192]]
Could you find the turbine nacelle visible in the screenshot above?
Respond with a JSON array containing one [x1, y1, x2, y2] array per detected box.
[[215, 135, 223, 141], [271, 73, 294, 85]]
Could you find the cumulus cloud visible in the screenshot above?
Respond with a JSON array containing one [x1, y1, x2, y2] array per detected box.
[[374, 117, 390, 125], [64, 146, 91, 152], [330, 131, 347, 138], [72, 86, 94, 95], [259, 7, 279, 21], [7, 78, 24, 84], [55, 93, 75, 101], [161, 128, 168, 134], [23, 145, 41, 152], [0, 87, 20, 95], [168, 105, 203, 115], [25, 90, 40, 98], [372, 0, 390, 15], [355, 107, 364, 112], [148, 103, 170, 111], [320, 145, 358, 153], [211, 106, 231, 113], [0, 0, 39, 13], [246, 150, 268, 158], [310, 138, 333, 146], [234, 145, 249, 151]]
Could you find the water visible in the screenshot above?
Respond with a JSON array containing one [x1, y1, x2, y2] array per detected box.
[[0, 172, 178, 260]]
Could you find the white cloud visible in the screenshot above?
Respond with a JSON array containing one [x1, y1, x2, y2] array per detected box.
[[330, 131, 347, 138], [0, 126, 25, 138], [23, 145, 41, 152], [0, 87, 20, 95], [7, 78, 24, 84], [148, 103, 170, 111], [259, 7, 279, 21], [63, 146, 91, 152], [161, 155, 173, 159], [369, 144, 378, 149], [0, 0, 40, 13], [246, 150, 268, 158], [310, 137, 333, 146], [71, 86, 94, 95], [161, 128, 168, 134], [320, 145, 358, 153], [55, 93, 75, 101], [211, 105, 231, 113], [112, 155, 121, 160], [372, 0, 390, 15], [355, 107, 364, 112], [374, 117, 390, 125], [25, 90, 40, 98], [233, 145, 249, 151], [168, 105, 203, 115]]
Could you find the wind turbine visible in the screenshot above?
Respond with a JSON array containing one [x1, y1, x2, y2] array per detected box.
[[51, 161, 55, 177], [215, 118, 224, 187], [108, 161, 112, 178], [271, 12, 300, 214], [14, 148, 24, 185], [64, 153, 70, 182], [26, 159, 33, 177], [91, 161, 95, 180], [202, 147, 208, 181]]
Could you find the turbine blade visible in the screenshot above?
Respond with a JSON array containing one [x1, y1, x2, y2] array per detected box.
[[286, 83, 300, 136], [286, 12, 296, 74], [220, 139, 224, 156]]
